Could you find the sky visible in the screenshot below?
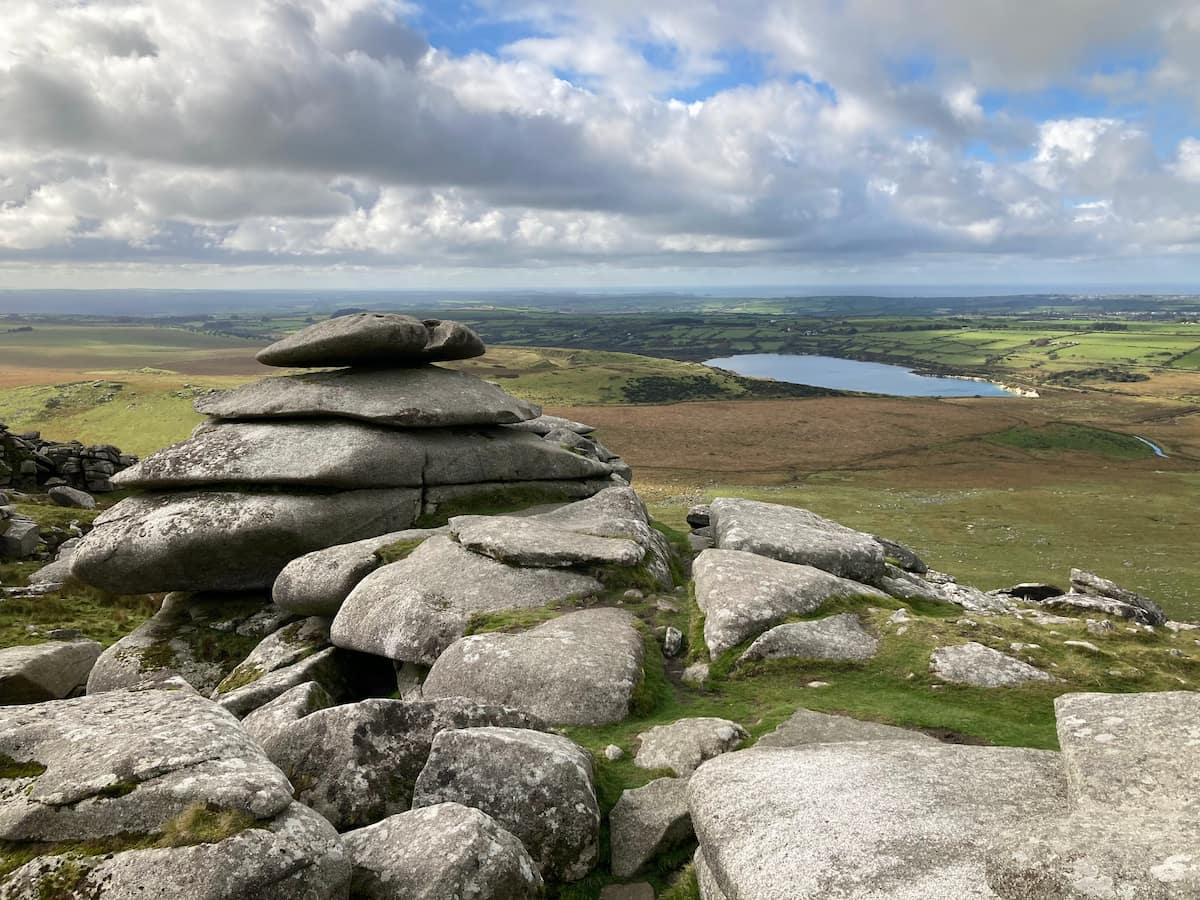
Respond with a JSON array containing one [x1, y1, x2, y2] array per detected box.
[[1, 0, 1199, 291]]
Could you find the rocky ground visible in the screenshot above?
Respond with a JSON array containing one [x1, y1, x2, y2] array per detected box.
[[0, 313, 1197, 899]]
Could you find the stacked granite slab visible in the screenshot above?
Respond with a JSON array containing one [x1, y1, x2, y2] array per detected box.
[[68, 314, 624, 594]]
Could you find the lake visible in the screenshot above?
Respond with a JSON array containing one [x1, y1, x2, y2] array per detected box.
[[704, 353, 1018, 398]]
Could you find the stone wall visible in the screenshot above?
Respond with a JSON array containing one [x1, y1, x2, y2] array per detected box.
[[0, 423, 137, 493]]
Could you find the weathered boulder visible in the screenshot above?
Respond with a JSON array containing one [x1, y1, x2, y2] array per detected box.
[[694, 848, 729, 900], [449, 515, 643, 568], [634, 717, 747, 777], [114, 421, 613, 490], [693, 549, 887, 657], [738, 613, 879, 664], [240, 681, 335, 754], [0, 689, 294, 842], [688, 742, 1066, 899], [262, 697, 543, 830], [257, 312, 485, 367], [986, 813, 1200, 899], [1039, 592, 1153, 624], [506, 414, 596, 436], [709, 498, 886, 582], [873, 534, 928, 574], [25, 539, 79, 587], [341, 803, 543, 900], [47, 485, 95, 509], [195, 366, 539, 428], [882, 565, 1012, 613], [930, 642, 1057, 687], [0, 518, 39, 560], [423, 608, 646, 726], [412, 726, 600, 882], [211, 616, 330, 697], [1069, 568, 1166, 626], [86, 592, 284, 695], [610, 777, 693, 878], [755, 707, 936, 749], [0, 801, 351, 900], [272, 528, 443, 616], [1055, 690, 1200, 811], [331, 536, 601, 665], [0, 640, 102, 705], [71, 488, 421, 593]]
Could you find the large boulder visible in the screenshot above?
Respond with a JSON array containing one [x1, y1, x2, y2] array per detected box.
[[423, 608, 646, 726], [709, 498, 886, 582], [1068, 568, 1167, 626], [341, 803, 543, 900], [610, 777, 693, 879], [0, 802, 350, 900], [738, 613, 879, 664], [0, 640, 101, 705], [86, 592, 287, 695], [257, 312, 485, 367], [693, 549, 887, 657], [71, 488, 421, 593], [0, 689, 294, 842], [634, 717, 748, 777], [331, 536, 601, 665], [47, 485, 95, 509], [114, 421, 613, 490], [195, 366, 539, 428], [930, 642, 1057, 687], [272, 528, 444, 617], [262, 697, 544, 830], [412, 726, 601, 882], [688, 742, 1066, 899], [449, 515, 643, 568], [211, 616, 331, 698], [755, 708, 937, 749], [240, 681, 335, 753]]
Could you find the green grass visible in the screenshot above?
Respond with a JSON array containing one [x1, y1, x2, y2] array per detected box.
[[0, 753, 47, 779], [984, 424, 1154, 459], [373, 538, 429, 565]]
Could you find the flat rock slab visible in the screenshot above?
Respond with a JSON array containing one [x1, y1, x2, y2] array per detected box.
[[257, 313, 485, 367], [693, 549, 887, 657], [0, 802, 350, 900], [115, 421, 613, 490], [272, 527, 444, 617], [87, 592, 284, 695], [738, 613, 879, 664], [412, 726, 601, 883], [450, 515, 643, 568], [0, 688, 293, 842], [610, 777, 692, 878], [0, 640, 101, 704], [331, 536, 602, 665], [240, 681, 335, 754], [710, 497, 885, 582], [1070, 568, 1166, 626], [342, 802, 543, 900], [71, 488, 421, 593], [263, 697, 543, 831], [634, 717, 748, 777], [986, 812, 1200, 900], [755, 707, 937, 749], [931, 642, 1057, 687], [506, 414, 596, 435], [423, 608, 646, 726], [688, 742, 1067, 900], [195, 366, 539, 428], [1055, 690, 1200, 813]]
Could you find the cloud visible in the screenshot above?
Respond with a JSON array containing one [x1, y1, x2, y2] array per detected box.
[[0, 0, 1196, 284]]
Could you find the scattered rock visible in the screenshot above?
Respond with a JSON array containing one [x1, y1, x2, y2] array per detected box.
[[47, 485, 95, 509], [688, 742, 1066, 899], [738, 613, 879, 664], [195, 365, 540, 428], [0, 640, 102, 704], [341, 802, 543, 900], [693, 549, 886, 656], [755, 707, 937, 749], [256, 312, 485, 367], [604, 744, 625, 761], [413, 726, 601, 882], [634, 717, 747, 776], [423, 608, 645, 726], [71, 488, 421, 593], [709, 497, 886, 582], [331, 536, 601, 665], [611, 777, 693, 878], [930, 642, 1058, 687]]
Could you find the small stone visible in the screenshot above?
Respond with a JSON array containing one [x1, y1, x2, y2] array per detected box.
[[662, 626, 683, 658], [624, 589, 645, 601], [47, 485, 95, 509], [806, 681, 831, 688], [655, 598, 679, 614], [1063, 640, 1102, 653], [634, 717, 747, 776], [604, 744, 624, 761]]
